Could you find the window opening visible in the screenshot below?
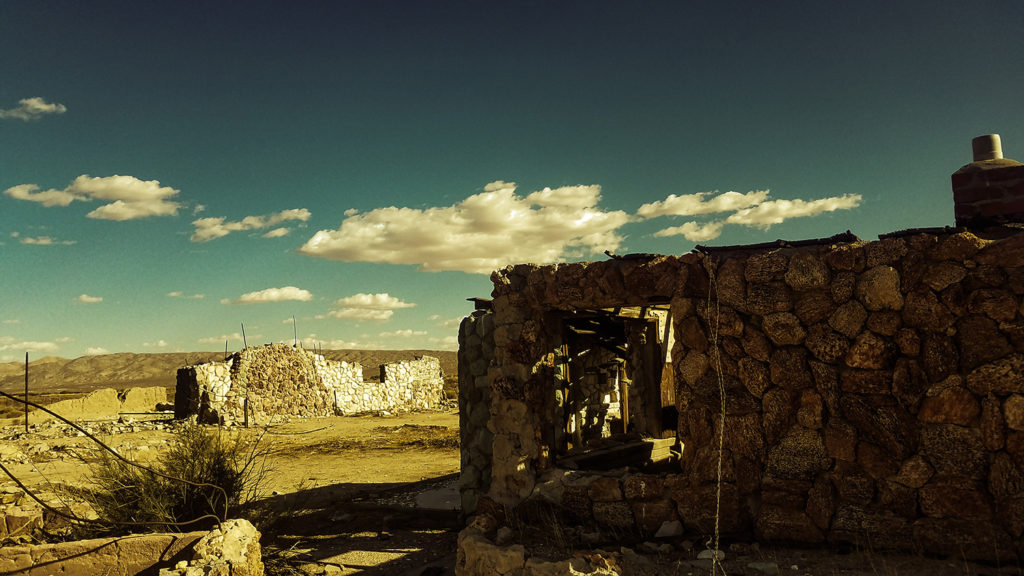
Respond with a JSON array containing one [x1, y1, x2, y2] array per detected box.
[[555, 305, 678, 471]]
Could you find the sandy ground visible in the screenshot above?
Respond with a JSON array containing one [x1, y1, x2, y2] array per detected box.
[[1, 411, 462, 575], [4, 411, 1024, 575]]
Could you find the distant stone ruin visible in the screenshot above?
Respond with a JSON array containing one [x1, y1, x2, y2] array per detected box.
[[0, 387, 167, 426], [457, 135, 1024, 572], [175, 343, 444, 425]]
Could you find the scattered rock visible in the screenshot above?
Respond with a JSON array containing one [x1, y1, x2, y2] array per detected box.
[[653, 519, 683, 539], [697, 548, 725, 561], [747, 561, 781, 575]]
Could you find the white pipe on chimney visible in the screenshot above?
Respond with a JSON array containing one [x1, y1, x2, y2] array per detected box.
[[972, 134, 1003, 161]]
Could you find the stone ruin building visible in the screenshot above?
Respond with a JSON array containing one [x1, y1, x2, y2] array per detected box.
[[456, 135, 1024, 572], [175, 343, 444, 425]]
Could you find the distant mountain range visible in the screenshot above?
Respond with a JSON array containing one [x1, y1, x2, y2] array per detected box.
[[0, 349, 458, 394]]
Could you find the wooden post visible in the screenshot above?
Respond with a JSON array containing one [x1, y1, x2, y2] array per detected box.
[[241, 323, 247, 348], [24, 352, 29, 433], [292, 315, 297, 347], [620, 366, 629, 434]]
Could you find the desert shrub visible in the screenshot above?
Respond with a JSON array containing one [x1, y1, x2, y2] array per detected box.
[[81, 423, 271, 534]]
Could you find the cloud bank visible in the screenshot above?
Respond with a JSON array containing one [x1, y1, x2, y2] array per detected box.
[[191, 209, 311, 242], [18, 235, 76, 246], [380, 329, 427, 338], [198, 332, 246, 345], [320, 293, 415, 322], [637, 190, 771, 218], [299, 182, 631, 274], [300, 182, 862, 273], [638, 190, 862, 242], [0, 337, 59, 354], [4, 175, 181, 220], [0, 97, 67, 121], [222, 286, 313, 305], [75, 294, 102, 303]]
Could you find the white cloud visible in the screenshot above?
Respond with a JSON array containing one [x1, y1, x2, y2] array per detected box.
[[262, 227, 291, 238], [198, 333, 245, 345], [144, 340, 169, 348], [2, 319, 20, 325], [429, 314, 466, 330], [319, 293, 415, 323], [190, 209, 311, 242], [0, 97, 67, 121], [653, 221, 726, 242], [641, 189, 863, 242], [637, 190, 770, 219], [4, 175, 182, 220], [429, 335, 459, 351], [334, 293, 415, 310], [19, 235, 76, 246], [299, 182, 632, 274], [299, 336, 376, 350], [380, 329, 428, 338], [168, 291, 204, 299], [84, 347, 110, 355], [222, 286, 313, 305], [0, 337, 59, 354], [725, 195, 863, 229], [4, 184, 79, 207], [75, 294, 102, 304], [321, 308, 396, 322]]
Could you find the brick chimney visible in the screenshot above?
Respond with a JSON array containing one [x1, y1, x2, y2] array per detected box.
[[952, 134, 1024, 229]]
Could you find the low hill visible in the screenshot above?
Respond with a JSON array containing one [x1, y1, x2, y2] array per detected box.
[[0, 349, 458, 394]]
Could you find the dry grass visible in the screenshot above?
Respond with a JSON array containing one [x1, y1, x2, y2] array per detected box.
[[74, 422, 273, 535]]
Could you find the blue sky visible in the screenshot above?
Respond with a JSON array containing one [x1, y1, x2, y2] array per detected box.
[[1, 0, 1022, 361]]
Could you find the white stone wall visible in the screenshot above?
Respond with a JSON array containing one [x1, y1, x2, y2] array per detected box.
[[193, 359, 233, 405], [177, 346, 444, 424]]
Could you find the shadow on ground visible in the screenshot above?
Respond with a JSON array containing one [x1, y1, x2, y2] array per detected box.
[[257, 472, 461, 576]]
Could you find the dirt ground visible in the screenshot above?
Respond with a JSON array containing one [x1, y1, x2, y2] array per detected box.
[[3, 412, 1024, 575], [0, 411, 462, 575]]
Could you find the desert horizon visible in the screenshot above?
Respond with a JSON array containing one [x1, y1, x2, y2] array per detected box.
[[0, 348, 458, 395]]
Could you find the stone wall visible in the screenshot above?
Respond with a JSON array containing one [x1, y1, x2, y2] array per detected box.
[[459, 309, 495, 513], [460, 229, 1024, 561], [176, 344, 445, 425], [380, 355, 447, 410], [0, 530, 203, 576], [0, 387, 168, 426], [0, 518, 262, 576]]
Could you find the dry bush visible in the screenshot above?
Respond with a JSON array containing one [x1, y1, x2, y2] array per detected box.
[[80, 423, 272, 535]]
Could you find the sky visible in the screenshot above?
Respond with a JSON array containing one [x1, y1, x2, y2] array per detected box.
[[1, 0, 1022, 361]]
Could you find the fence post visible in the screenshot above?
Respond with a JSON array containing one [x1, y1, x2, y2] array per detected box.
[[24, 352, 29, 433]]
